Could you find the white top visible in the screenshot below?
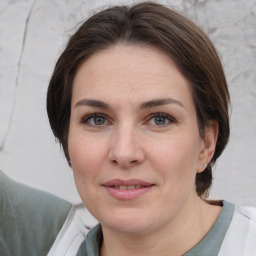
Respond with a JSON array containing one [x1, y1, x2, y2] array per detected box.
[[47, 204, 97, 256], [48, 203, 256, 256], [219, 205, 256, 256]]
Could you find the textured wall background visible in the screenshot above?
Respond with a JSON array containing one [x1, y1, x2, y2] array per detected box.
[[0, 0, 255, 205]]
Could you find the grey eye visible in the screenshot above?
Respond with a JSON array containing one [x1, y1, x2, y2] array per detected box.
[[92, 116, 106, 125], [82, 114, 108, 126], [147, 113, 175, 126], [154, 116, 167, 125]]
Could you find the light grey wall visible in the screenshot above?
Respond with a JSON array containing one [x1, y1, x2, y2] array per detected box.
[[0, 0, 256, 205]]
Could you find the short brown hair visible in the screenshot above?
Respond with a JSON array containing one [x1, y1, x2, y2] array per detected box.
[[47, 1, 230, 197]]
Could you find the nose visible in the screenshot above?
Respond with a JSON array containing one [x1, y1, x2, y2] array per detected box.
[[108, 124, 145, 169]]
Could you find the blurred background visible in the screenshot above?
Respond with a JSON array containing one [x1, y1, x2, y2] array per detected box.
[[0, 0, 256, 205]]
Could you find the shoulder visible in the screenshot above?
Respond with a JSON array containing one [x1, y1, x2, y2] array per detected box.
[[0, 170, 72, 256], [219, 201, 256, 256], [48, 203, 98, 256], [236, 204, 256, 223], [0, 170, 72, 213]]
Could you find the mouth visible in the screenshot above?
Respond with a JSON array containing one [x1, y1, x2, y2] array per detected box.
[[102, 179, 155, 200], [111, 185, 147, 190]]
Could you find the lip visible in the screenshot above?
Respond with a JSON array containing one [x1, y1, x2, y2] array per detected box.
[[102, 179, 155, 200], [102, 179, 153, 187]]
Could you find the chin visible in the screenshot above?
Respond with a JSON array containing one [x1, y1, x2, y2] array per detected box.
[[100, 209, 156, 235], [104, 221, 151, 235]]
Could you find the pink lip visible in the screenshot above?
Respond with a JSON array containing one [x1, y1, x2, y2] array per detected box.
[[103, 179, 152, 187], [102, 179, 155, 200]]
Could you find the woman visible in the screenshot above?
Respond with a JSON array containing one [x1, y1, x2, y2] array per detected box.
[[1, 1, 255, 256], [46, 1, 256, 255]]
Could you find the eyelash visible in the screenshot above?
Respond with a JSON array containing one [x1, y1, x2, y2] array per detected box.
[[146, 112, 176, 126], [81, 113, 110, 127], [80, 112, 176, 127]]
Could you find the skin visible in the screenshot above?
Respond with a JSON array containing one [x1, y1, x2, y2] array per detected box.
[[68, 44, 221, 256]]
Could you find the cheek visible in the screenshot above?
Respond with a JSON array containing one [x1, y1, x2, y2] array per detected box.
[[68, 135, 104, 204], [68, 130, 112, 194], [150, 134, 200, 166], [68, 131, 107, 173], [147, 134, 201, 184]]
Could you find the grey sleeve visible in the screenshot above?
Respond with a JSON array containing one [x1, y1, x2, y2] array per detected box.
[[0, 170, 72, 256]]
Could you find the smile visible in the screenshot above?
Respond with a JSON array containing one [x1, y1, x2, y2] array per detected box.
[[102, 179, 155, 200], [113, 185, 145, 190]]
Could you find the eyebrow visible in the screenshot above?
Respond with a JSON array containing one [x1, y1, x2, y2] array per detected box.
[[74, 97, 184, 109], [139, 98, 184, 110], [74, 99, 110, 109]]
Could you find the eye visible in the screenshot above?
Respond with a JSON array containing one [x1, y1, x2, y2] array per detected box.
[[147, 113, 175, 126], [81, 113, 109, 126]]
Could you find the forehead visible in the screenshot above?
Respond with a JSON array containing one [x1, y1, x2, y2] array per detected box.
[[72, 44, 193, 108]]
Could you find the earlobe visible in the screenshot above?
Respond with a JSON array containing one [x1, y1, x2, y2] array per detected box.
[[198, 121, 218, 173]]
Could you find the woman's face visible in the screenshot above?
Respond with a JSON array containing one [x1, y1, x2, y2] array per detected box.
[[68, 44, 214, 235]]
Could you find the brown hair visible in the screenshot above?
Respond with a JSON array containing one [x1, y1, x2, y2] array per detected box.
[[47, 1, 230, 197]]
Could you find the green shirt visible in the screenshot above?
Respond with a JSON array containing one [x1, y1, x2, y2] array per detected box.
[[0, 170, 72, 256], [76, 201, 235, 256], [0, 170, 235, 256]]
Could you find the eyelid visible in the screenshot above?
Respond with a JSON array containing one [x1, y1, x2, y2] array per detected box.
[[146, 112, 176, 125], [79, 112, 176, 127], [80, 112, 111, 126]]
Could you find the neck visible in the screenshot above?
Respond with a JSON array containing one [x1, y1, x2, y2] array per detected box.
[[101, 197, 221, 256]]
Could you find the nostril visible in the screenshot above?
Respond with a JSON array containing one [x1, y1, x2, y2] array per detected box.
[[112, 160, 118, 164], [111, 159, 138, 167]]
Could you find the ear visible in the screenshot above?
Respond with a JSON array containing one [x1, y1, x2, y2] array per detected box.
[[197, 120, 218, 173]]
